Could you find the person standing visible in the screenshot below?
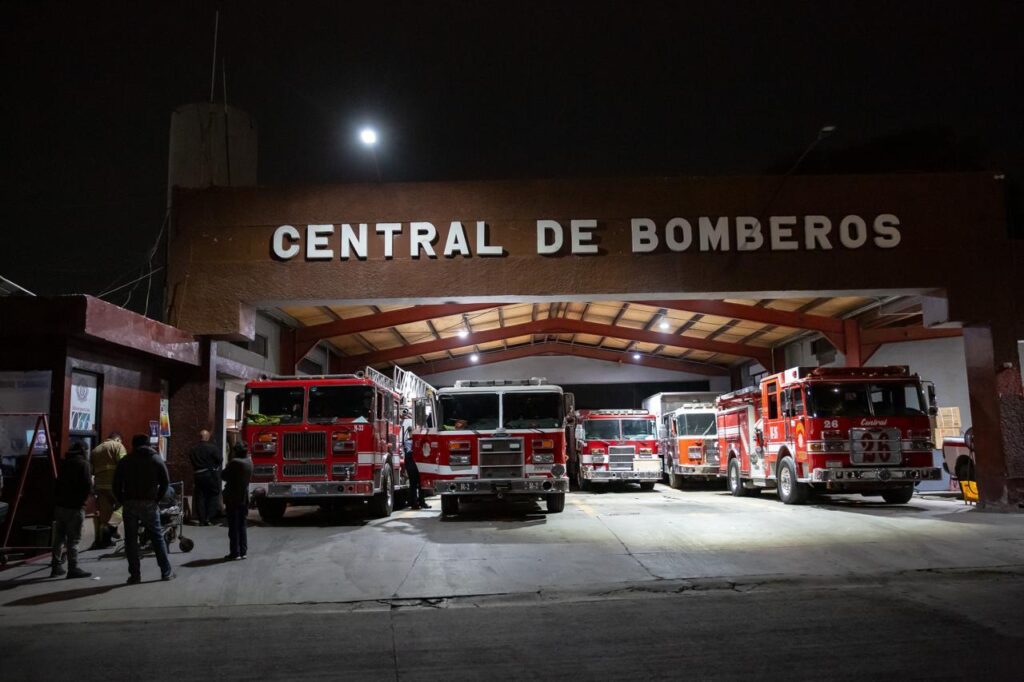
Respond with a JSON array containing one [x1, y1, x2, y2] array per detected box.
[[89, 432, 126, 549], [113, 434, 173, 584], [402, 421, 430, 510], [221, 441, 253, 560], [51, 441, 93, 578], [188, 429, 222, 526]]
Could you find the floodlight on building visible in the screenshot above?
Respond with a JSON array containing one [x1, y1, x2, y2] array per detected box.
[[632, 353, 641, 360], [457, 329, 469, 339], [470, 353, 479, 362]]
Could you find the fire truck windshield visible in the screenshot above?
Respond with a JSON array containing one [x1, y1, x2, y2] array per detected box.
[[503, 392, 563, 428], [675, 412, 717, 437], [806, 382, 926, 418], [621, 419, 657, 440], [245, 387, 304, 425], [439, 393, 499, 430], [308, 385, 374, 424], [583, 420, 619, 440]]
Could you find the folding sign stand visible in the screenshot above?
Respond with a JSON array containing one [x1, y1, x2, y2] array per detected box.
[[0, 413, 59, 566]]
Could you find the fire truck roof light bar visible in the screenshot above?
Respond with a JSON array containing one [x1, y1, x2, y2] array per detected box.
[[583, 409, 650, 416], [454, 377, 549, 387]]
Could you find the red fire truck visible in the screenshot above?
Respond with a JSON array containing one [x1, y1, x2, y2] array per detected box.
[[570, 409, 661, 491], [411, 378, 572, 516], [716, 366, 940, 504], [660, 398, 721, 487], [241, 367, 414, 522]]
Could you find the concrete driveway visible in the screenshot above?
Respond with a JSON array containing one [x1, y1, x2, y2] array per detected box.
[[1, 484, 1021, 624]]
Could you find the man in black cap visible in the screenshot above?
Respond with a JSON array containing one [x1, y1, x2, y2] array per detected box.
[[51, 440, 93, 579], [113, 434, 173, 583]]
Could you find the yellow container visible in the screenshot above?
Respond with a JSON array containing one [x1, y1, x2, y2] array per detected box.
[[959, 480, 978, 503]]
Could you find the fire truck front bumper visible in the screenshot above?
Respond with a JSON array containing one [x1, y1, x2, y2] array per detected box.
[[675, 463, 721, 477], [250, 481, 377, 499], [433, 477, 569, 496], [811, 467, 941, 484], [584, 468, 662, 481]]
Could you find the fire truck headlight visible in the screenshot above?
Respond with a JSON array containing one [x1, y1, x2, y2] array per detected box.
[[533, 453, 554, 464], [531, 439, 555, 450], [592, 455, 606, 463], [639, 448, 653, 455], [808, 442, 825, 453], [551, 464, 566, 477], [449, 454, 471, 466]]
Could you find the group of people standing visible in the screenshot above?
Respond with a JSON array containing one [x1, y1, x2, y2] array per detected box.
[[49, 428, 252, 583]]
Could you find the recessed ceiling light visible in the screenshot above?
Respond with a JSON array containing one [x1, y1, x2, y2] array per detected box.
[[659, 320, 670, 330], [632, 353, 641, 360], [457, 329, 469, 338], [470, 353, 479, 362]]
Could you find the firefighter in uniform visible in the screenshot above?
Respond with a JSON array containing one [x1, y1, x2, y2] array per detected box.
[[89, 432, 127, 549]]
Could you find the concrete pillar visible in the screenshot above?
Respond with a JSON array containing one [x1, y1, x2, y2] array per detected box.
[[168, 337, 217, 491], [963, 323, 1024, 510]]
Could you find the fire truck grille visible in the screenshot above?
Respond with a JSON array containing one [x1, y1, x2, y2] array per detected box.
[[608, 445, 636, 455], [282, 463, 326, 477], [478, 437, 524, 479], [283, 432, 327, 460], [609, 454, 634, 471]]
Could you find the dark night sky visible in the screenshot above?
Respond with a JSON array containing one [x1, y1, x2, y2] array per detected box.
[[2, 1, 1021, 307]]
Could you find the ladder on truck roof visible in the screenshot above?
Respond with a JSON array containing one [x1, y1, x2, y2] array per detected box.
[[364, 366, 398, 394], [393, 366, 436, 401]]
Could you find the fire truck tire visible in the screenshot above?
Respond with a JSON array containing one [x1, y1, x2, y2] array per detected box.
[[441, 495, 459, 516], [371, 469, 394, 518], [727, 459, 747, 497], [546, 493, 566, 513], [776, 456, 810, 505], [257, 499, 287, 524], [881, 486, 915, 504], [577, 463, 590, 491], [639, 482, 656, 492], [668, 470, 683, 489], [955, 458, 976, 482]]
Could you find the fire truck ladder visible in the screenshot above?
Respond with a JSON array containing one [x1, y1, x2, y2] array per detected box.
[[364, 366, 398, 394], [393, 366, 436, 401]]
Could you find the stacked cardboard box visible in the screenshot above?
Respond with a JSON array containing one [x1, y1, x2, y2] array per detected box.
[[933, 406, 962, 446]]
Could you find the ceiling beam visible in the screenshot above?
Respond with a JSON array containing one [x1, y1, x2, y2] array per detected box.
[[295, 303, 494, 345], [335, 317, 774, 371], [860, 326, 962, 345], [399, 341, 729, 376], [638, 299, 844, 340]]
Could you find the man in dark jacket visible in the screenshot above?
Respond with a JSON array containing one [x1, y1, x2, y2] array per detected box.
[[113, 434, 173, 583], [51, 440, 93, 578], [221, 441, 253, 560], [188, 429, 222, 526]]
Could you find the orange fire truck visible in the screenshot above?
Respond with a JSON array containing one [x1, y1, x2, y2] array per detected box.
[[411, 378, 572, 516], [716, 366, 940, 504], [241, 367, 415, 522], [570, 409, 661, 490], [659, 397, 721, 487]]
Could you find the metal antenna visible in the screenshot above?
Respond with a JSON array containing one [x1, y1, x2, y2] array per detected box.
[[209, 10, 220, 103]]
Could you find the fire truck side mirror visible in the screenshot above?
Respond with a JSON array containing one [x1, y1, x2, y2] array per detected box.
[[964, 427, 975, 452], [235, 394, 244, 422], [574, 425, 585, 441], [755, 428, 765, 447]]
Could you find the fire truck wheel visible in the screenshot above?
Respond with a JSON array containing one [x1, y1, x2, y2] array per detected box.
[[546, 493, 566, 513], [577, 463, 590, 491], [777, 456, 810, 505], [441, 495, 459, 516], [880, 486, 915, 504], [639, 482, 656, 492], [257, 499, 287, 524], [727, 459, 747, 497], [371, 468, 394, 518], [955, 458, 976, 482], [668, 470, 683, 489]]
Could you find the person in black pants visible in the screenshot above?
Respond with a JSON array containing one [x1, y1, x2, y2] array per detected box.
[[221, 441, 253, 560], [403, 428, 430, 510], [188, 429, 222, 525], [51, 441, 93, 579], [113, 434, 173, 583]]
